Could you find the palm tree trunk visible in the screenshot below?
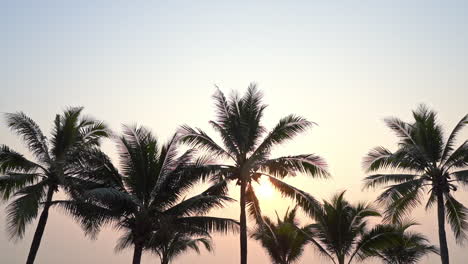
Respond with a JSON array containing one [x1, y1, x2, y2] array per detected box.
[[436, 190, 449, 264], [337, 255, 345, 264], [240, 178, 248, 264], [25, 186, 54, 264], [161, 256, 169, 264], [132, 243, 144, 264]]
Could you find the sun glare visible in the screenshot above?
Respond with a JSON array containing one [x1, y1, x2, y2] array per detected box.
[[255, 177, 275, 199]]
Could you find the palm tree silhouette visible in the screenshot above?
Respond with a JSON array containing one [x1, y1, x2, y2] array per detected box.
[[0, 107, 109, 264], [363, 105, 468, 264], [307, 191, 381, 264], [361, 221, 439, 264], [58, 125, 238, 264], [179, 84, 329, 264], [251, 207, 310, 264], [149, 227, 213, 264]]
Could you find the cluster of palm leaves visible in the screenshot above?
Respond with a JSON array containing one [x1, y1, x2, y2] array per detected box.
[[251, 191, 439, 264], [0, 84, 467, 264]]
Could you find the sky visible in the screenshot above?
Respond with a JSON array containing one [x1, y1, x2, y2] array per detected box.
[[1, 0, 468, 263]]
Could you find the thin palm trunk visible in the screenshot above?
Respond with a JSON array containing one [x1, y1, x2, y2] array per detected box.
[[161, 255, 169, 264], [436, 190, 449, 264], [132, 243, 144, 264], [25, 186, 54, 264], [337, 255, 345, 264], [240, 178, 248, 264]]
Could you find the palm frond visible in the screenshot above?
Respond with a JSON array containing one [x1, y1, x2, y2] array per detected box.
[[443, 141, 468, 170], [252, 115, 314, 159], [163, 194, 234, 217], [259, 154, 329, 179], [425, 190, 437, 211], [246, 184, 262, 222], [267, 176, 322, 217], [410, 105, 445, 162], [5, 112, 50, 163], [442, 114, 468, 162], [6, 181, 49, 239], [444, 193, 468, 243], [78, 119, 110, 146], [238, 83, 267, 153], [363, 146, 424, 172], [51, 107, 84, 158], [118, 125, 160, 203], [378, 180, 425, 224], [83, 187, 137, 212], [363, 174, 419, 190], [175, 216, 239, 234], [178, 125, 233, 160], [0, 172, 41, 200], [52, 199, 118, 239], [114, 230, 135, 252], [202, 178, 230, 196], [71, 148, 124, 188], [0, 145, 43, 174], [453, 169, 468, 187], [209, 121, 241, 157]]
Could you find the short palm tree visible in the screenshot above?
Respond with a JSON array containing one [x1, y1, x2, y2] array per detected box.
[[0, 107, 109, 264], [59, 125, 238, 264], [363, 105, 468, 264], [361, 221, 439, 264], [251, 207, 310, 264], [308, 191, 381, 264], [149, 225, 213, 264], [179, 84, 329, 264]]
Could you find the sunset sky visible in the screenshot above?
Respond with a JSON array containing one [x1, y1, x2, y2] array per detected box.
[[1, 1, 468, 263]]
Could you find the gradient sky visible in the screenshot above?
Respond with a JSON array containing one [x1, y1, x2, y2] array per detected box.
[[1, 1, 468, 263]]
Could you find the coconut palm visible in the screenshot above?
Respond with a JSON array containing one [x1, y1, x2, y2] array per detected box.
[[307, 191, 381, 264], [57, 125, 238, 264], [149, 226, 213, 264], [0, 107, 109, 264], [362, 105, 468, 264], [361, 221, 439, 264], [179, 84, 329, 264], [251, 207, 310, 264]]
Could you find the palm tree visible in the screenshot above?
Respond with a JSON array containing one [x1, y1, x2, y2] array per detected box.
[[251, 207, 310, 264], [362, 104, 468, 264], [179, 84, 329, 264], [0, 107, 109, 264], [361, 221, 439, 264], [307, 191, 381, 264], [149, 226, 213, 264], [58, 125, 238, 264]]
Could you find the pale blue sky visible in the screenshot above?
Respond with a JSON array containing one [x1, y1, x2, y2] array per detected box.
[[1, 1, 468, 263]]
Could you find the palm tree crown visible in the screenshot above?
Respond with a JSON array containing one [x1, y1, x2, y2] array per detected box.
[[59, 125, 238, 264], [308, 191, 381, 264], [361, 221, 439, 264], [363, 105, 468, 264], [251, 207, 310, 264], [149, 225, 213, 264], [0, 107, 109, 264], [179, 83, 329, 264]]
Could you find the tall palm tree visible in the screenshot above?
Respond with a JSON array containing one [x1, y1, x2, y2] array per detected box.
[[0, 107, 109, 264], [58, 125, 238, 264], [179, 84, 329, 264], [307, 191, 381, 264], [251, 207, 310, 264], [361, 221, 439, 264], [363, 105, 468, 264]]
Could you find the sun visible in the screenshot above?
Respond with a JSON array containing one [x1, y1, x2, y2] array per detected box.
[[254, 177, 275, 199]]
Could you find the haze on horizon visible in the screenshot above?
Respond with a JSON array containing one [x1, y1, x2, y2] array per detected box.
[[1, 1, 468, 263]]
